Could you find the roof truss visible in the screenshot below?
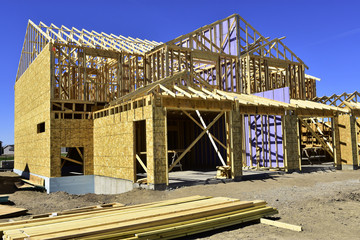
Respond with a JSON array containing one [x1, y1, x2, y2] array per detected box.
[[16, 20, 161, 80], [165, 14, 306, 67]]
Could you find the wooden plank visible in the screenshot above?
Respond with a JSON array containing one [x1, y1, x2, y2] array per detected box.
[[135, 154, 147, 173], [169, 111, 225, 171], [182, 111, 226, 150], [136, 207, 277, 239], [61, 156, 83, 165], [0, 196, 210, 231], [0, 197, 277, 240], [63, 202, 272, 240], [76, 147, 83, 160], [0, 205, 27, 219], [4, 198, 252, 239], [195, 110, 226, 166], [15, 182, 36, 190], [260, 218, 302, 232]]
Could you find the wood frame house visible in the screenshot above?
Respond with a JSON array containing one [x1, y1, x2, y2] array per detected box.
[[14, 14, 358, 194]]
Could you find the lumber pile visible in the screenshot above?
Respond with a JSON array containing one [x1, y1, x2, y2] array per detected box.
[[0, 196, 278, 239], [30, 202, 125, 219]]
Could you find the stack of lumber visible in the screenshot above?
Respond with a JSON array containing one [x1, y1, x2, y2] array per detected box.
[[30, 202, 125, 219], [0, 196, 278, 239]]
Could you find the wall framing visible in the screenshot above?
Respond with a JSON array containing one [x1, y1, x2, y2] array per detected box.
[[13, 14, 359, 194]]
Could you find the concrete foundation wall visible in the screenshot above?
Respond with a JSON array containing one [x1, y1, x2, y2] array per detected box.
[[14, 168, 135, 194], [14, 43, 52, 177], [94, 175, 134, 194], [48, 175, 94, 194]]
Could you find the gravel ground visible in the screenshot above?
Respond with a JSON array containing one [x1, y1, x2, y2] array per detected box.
[[1, 169, 360, 239]]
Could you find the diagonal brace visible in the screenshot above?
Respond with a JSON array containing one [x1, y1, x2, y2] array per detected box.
[[169, 111, 225, 172], [195, 110, 226, 166]]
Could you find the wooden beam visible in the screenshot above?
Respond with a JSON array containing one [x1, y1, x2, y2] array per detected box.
[[260, 218, 302, 232], [76, 147, 83, 160], [182, 110, 227, 150], [195, 110, 226, 166], [61, 156, 83, 165], [169, 111, 225, 172], [136, 154, 148, 173]]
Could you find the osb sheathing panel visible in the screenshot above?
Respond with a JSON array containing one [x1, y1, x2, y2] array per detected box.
[[230, 111, 243, 177], [147, 107, 167, 185], [357, 118, 360, 161], [93, 105, 153, 182], [14, 44, 51, 177], [284, 115, 300, 170], [338, 115, 359, 166], [50, 119, 94, 177]]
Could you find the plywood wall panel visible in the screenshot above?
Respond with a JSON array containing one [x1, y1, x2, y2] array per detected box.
[[93, 105, 153, 182], [50, 119, 94, 177], [14, 44, 52, 177]]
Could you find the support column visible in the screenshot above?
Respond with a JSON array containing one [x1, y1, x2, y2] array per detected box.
[[226, 110, 243, 180], [333, 115, 342, 169], [146, 106, 167, 190], [336, 114, 359, 170], [283, 112, 301, 172]]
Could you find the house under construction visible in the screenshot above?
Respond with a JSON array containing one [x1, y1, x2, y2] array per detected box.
[[14, 14, 360, 194]]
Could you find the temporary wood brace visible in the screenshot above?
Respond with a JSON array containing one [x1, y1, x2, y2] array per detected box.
[[136, 154, 147, 173], [168, 111, 225, 172], [61, 156, 83, 165], [195, 110, 227, 167]]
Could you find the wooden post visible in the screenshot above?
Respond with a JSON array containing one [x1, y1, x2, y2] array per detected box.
[[336, 114, 359, 170], [283, 112, 301, 172], [147, 106, 167, 189], [226, 111, 243, 179]]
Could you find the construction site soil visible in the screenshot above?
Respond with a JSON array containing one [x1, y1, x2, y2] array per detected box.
[[1, 170, 360, 240]]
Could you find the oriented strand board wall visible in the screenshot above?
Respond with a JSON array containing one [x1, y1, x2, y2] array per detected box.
[[147, 106, 167, 185], [50, 119, 94, 177], [357, 118, 360, 164], [338, 115, 359, 166], [93, 105, 152, 181], [14, 44, 51, 177], [229, 111, 243, 178], [283, 114, 301, 171]]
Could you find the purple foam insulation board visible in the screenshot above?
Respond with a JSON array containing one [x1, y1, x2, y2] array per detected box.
[[242, 87, 289, 167], [256, 87, 290, 104]]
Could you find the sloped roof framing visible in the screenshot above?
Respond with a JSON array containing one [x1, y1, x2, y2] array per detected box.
[[16, 20, 161, 81]]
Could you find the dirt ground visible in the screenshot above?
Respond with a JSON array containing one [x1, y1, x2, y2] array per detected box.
[[1, 169, 360, 240]]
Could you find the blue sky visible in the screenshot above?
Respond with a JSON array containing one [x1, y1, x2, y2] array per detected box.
[[0, 0, 359, 145]]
